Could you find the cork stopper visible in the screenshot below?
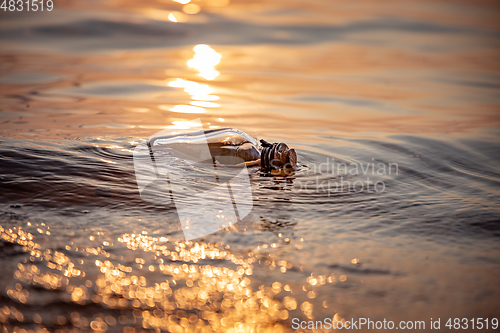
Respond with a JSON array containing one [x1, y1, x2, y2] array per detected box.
[[260, 139, 297, 172]]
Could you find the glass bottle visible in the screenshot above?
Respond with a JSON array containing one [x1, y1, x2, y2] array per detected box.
[[134, 125, 297, 240], [148, 127, 296, 171]]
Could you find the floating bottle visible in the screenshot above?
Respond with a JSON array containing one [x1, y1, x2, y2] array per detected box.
[[134, 124, 297, 240], [148, 127, 297, 172]]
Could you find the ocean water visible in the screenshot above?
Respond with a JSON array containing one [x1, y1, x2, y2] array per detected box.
[[1, 0, 500, 332]]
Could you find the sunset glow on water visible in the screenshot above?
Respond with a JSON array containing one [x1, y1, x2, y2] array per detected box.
[[1, 0, 499, 332]]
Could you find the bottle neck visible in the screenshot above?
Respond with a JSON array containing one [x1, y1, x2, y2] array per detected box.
[[260, 140, 297, 171]]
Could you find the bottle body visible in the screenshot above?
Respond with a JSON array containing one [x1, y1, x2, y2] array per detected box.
[[148, 127, 296, 171], [149, 128, 261, 167]]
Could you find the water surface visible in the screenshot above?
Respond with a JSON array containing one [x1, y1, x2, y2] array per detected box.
[[1, 0, 500, 332]]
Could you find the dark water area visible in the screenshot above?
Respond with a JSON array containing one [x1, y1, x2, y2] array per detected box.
[[1, 0, 500, 332]]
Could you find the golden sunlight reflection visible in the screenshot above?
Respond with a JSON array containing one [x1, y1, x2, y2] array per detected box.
[[143, 9, 187, 22], [0, 224, 346, 332], [167, 12, 177, 22], [168, 79, 214, 96], [167, 12, 188, 23], [188, 44, 222, 80], [167, 0, 206, 23], [165, 45, 221, 126], [167, 120, 204, 129]]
